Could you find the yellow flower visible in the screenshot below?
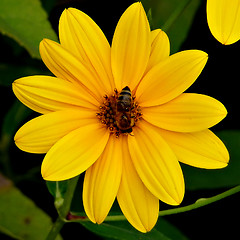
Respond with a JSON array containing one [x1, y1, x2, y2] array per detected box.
[[12, 2, 229, 232], [207, 0, 240, 45]]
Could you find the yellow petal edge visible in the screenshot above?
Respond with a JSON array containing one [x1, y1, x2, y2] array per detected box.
[[207, 0, 240, 45]]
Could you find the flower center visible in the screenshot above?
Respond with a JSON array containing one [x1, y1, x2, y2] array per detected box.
[[96, 86, 142, 137]]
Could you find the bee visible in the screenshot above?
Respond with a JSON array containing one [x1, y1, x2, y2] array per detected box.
[[115, 86, 135, 133]]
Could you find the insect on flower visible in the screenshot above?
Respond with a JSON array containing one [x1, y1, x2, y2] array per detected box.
[[96, 86, 142, 137], [116, 86, 135, 133]]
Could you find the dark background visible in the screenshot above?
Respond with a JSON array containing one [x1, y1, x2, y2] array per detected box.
[[1, 0, 239, 239]]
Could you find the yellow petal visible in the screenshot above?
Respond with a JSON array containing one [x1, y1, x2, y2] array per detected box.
[[40, 39, 106, 101], [14, 109, 96, 154], [83, 135, 122, 224], [158, 129, 229, 169], [12, 76, 98, 114], [41, 123, 109, 181], [128, 121, 184, 205], [145, 29, 170, 73], [117, 136, 159, 233], [207, 0, 240, 45], [142, 93, 227, 132], [137, 50, 208, 107], [59, 8, 114, 93], [111, 2, 151, 90]]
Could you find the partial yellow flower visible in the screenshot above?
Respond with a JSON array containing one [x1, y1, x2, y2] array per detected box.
[[207, 0, 240, 45], [12, 2, 229, 233]]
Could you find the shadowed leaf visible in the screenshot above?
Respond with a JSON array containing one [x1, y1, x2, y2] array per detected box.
[[0, 0, 58, 58], [0, 174, 62, 240]]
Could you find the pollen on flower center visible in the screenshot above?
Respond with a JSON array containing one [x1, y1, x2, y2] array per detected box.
[[96, 86, 142, 137]]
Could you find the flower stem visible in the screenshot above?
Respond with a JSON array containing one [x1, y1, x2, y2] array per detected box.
[[58, 176, 79, 218], [69, 185, 240, 222], [45, 217, 65, 240], [46, 176, 79, 240], [158, 185, 240, 217]]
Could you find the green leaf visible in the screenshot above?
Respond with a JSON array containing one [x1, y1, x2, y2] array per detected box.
[[183, 130, 240, 190], [0, 0, 58, 59], [79, 221, 165, 240], [142, 0, 201, 53], [0, 174, 62, 240], [76, 215, 187, 240], [156, 218, 188, 240]]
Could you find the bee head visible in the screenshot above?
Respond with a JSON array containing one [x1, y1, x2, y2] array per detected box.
[[122, 86, 130, 91]]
